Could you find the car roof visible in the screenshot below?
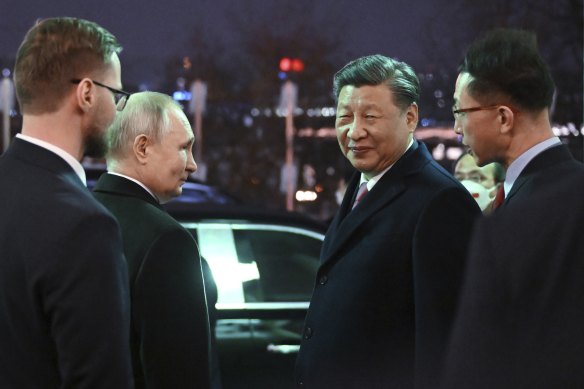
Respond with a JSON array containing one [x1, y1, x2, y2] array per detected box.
[[164, 202, 328, 233]]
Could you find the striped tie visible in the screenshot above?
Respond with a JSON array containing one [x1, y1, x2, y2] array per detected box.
[[352, 182, 369, 210]]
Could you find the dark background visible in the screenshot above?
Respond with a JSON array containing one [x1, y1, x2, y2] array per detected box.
[[1, 0, 582, 221]]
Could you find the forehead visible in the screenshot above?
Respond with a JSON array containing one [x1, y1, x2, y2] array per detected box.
[[456, 156, 495, 178], [337, 84, 394, 108], [454, 72, 474, 103], [169, 110, 194, 137], [456, 154, 478, 171]]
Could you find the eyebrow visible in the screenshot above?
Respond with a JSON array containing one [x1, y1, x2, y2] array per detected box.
[[337, 102, 382, 111]]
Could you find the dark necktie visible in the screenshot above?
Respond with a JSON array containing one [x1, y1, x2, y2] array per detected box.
[[492, 185, 505, 210], [352, 182, 369, 210]]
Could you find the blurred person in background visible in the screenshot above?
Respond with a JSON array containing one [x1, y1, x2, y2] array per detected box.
[[0, 17, 133, 388], [295, 54, 481, 388], [454, 151, 505, 212], [93, 91, 213, 389]]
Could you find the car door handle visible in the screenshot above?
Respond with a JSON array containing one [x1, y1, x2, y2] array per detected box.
[[266, 343, 300, 354]]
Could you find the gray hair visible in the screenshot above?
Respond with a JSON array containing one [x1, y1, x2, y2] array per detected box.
[[106, 91, 188, 161], [333, 54, 420, 111]]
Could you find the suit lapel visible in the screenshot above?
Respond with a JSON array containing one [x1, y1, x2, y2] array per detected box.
[[6, 137, 87, 190], [505, 145, 574, 204], [321, 141, 430, 267]]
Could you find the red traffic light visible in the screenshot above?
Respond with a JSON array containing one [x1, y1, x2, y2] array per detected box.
[[291, 58, 304, 72], [280, 57, 292, 72], [280, 57, 304, 72]]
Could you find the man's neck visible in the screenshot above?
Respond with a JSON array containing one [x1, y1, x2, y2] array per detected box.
[[503, 110, 554, 168], [20, 112, 84, 161]]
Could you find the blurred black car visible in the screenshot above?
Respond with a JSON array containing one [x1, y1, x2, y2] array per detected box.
[[84, 165, 326, 388], [166, 202, 326, 389]]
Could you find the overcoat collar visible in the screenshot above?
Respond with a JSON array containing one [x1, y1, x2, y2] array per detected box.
[[321, 140, 431, 266], [93, 173, 163, 210]]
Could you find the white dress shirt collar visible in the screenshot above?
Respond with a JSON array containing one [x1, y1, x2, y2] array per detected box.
[[360, 138, 415, 191], [16, 133, 87, 185]]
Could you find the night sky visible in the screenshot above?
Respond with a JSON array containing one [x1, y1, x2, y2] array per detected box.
[[1, 0, 581, 109], [1, 0, 456, 87]]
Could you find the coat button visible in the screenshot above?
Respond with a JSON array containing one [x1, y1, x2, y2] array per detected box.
[[319, 275, 328, 285], [304, 327, 313, 339]]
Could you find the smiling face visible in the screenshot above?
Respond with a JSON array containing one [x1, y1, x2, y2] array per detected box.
[[335, 84, 417, 179], [142, 109, 197, 203]]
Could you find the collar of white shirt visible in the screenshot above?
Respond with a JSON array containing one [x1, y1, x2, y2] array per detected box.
[[359, 138, 415, 191], [16, 133, 87, 186], [107, 172, 159, 203]]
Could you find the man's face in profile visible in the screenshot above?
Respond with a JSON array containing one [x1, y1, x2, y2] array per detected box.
[[142, 111, 197, 203], [83, 53, 123, 158]]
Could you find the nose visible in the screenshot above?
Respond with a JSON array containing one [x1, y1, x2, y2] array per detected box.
[[453, 118, 463, 135], [186, 150, 197, 173], [347, 118, 366, 140]]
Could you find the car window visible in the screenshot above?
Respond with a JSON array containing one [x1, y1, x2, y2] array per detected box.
[[183, 222, 323, 307]]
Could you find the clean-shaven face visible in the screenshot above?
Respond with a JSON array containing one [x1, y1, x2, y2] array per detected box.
[[335, 84, 417, 179], [453, 72, 503, 167], [145, 110, 197, 203]]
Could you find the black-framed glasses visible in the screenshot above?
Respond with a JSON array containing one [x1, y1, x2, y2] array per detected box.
[[70, 79, 131, 111], [452, 105, 500, 118]]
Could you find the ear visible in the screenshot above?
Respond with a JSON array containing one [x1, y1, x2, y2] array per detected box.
[[74, 78, 95, 113], [133, 134, 151, 164], [498, 106, 515, 134], [405, 102, 419, 132]]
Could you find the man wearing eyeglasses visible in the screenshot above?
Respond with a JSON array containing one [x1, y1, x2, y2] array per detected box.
[[443, 29, 584, 388], [452, 29, 582, 209], [0, 18, 133, 388], [453, 151, 505, 212]]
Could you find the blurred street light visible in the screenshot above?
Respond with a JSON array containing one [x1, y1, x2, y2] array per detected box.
[[279, 80, 298, 211]]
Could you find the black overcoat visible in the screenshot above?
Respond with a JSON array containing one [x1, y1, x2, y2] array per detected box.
[[295, 141, 481, 388], [94, 173, 211, 389]]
